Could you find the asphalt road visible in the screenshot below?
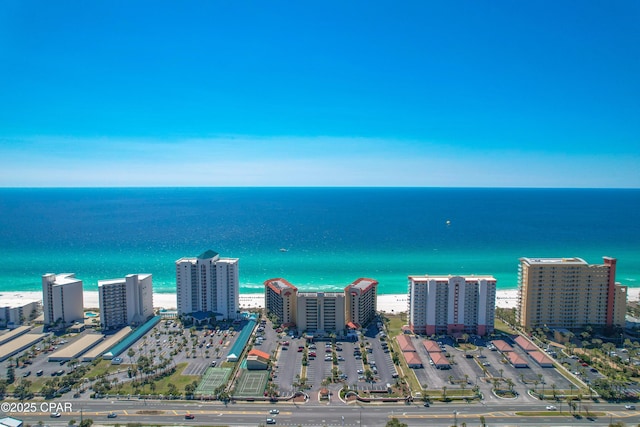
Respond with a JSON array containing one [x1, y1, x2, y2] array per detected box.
[[6, 399, 640, 427]]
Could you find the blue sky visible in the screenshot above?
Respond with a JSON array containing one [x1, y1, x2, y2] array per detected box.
[[1, 1, 638, 187]]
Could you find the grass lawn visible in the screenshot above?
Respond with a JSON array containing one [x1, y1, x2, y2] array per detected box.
[[85, 359, 119, 378], [383, 314, 421, 394], [494, 318, 518, 335], [117, 363, 197, 395]]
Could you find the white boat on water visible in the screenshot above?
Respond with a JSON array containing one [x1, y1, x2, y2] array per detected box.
[[279, 248, 288, 252]]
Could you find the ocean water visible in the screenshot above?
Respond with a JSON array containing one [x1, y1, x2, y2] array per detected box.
[[0, 188, 639, 295]]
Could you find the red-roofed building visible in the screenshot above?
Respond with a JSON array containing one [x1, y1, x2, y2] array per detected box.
[[396, 335, 417, 352], [507, 352, 528, 368], [246, 348, 270, 370], [423, 340, 441, 353], [528, 351, 554, 367], [345, 278, 378, 328], [429, 352, 450, 369], [491, 340, 514, 353], [264, 278, 298, 327], [403, 351, 423, 368], [514, 336, 538, 352]]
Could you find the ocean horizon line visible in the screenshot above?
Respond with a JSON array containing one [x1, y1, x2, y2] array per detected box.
[[1, 186, 640, 190]]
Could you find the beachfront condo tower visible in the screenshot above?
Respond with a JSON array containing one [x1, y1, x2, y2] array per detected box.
[[264, 278, 298, 326], [408, 275, 496, 336], [98, 274, 154, 330], [42, 273, 84, 326], [344, 278, 378, 328], [296, 292, 346, 336], [176, 249, 239, 320], [517, 257, 627, 331]]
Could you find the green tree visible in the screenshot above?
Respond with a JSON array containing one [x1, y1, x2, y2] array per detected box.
[[385, 418, 408, 427]]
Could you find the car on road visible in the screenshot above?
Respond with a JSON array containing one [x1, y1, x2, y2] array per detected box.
[[50, 412, 61, 418], [269, 409, 280, 414], [107, 412, 117, 418], [546, 405, 557, 411], [184, 413, 195, 419], [266, 418, 276, 424], [625, 405, 636, 410], [22, 371, 31, 377], [423, 402, 430, 407]]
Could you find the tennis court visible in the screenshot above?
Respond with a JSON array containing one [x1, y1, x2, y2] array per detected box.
[[195, 367, 232, 395], [233, 370, 269, 397]]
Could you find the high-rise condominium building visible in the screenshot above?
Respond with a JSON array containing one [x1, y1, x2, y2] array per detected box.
[[408, 275, 496, 336], [264, 278, 298, 326], [98, 274, 154, 330], [345, 278, 378, 328], [296, 292, 346, 334], [264, 277, 377, 334], [42, 273, 84, 326], [517, 257, 627, 331], [176, 249, 239, 319]]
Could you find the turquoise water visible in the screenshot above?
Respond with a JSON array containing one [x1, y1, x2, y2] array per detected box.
[[0, 187, 639, 295]]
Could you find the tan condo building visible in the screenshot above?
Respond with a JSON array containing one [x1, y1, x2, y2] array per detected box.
[[345, 278, 378, 328], [517, 257, 627, 331], [408, 275, 496, 336], [264, 277, 377, 335], [296, 292, 346, 335], [264, 278, 298, 326]]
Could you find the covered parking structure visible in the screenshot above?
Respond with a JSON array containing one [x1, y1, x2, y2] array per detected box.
[[102, 315, 160, 359], [430, 351, 450, 369], [529, 350, 554, 367], [514, 336, 538, 352], [403, 351, 423, 368], [226, 318, 257, 362], [507, 352, 529, 368], [48, 333, 104, 362]]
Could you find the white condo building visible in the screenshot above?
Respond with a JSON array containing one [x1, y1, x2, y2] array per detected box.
[[98, 274, 154, 330], [176, 249, 239, 320], [0, 300, 40, 327], [409, 275, 496, 336], [42, 273, 84, 326]]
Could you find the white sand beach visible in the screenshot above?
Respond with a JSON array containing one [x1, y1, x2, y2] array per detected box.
[[3, 288, 640, 313]]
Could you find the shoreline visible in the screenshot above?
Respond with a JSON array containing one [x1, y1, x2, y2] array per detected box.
[[3, 288, 640, 313]]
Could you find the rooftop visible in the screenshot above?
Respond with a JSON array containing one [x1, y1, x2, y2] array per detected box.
[[198, 249, 219, 259], [409, 275, 497, 282], [520, 257, 588, 265], [345, 278, 378, 293], [264, 278, 298, 294]]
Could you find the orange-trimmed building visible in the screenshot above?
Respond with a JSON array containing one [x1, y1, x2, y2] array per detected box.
[[396, 335, 417, 352], [264, 278, 298, 327], [246, 348, 270, 370], [345, 278, 378, 329]]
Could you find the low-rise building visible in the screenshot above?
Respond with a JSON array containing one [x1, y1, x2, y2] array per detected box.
[[0, 300, 40, 327]]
